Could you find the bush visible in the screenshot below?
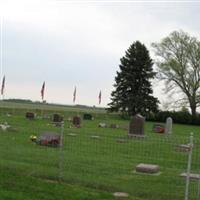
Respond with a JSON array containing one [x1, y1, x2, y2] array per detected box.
[[146, 111, 194, 125]]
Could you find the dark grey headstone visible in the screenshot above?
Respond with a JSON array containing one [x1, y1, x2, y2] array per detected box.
[[129, 114, 145, 136], [83, 113, 92, 120], [26, 112, 35, 120], [52, 114, 63, 123], [73, 116, 81, 128]]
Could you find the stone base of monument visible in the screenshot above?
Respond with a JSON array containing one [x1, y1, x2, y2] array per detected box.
[[128, 134, 146, 139], [176, 144, 191, 152], [136, 163, 160, 174], [180, 173, 200, 180]]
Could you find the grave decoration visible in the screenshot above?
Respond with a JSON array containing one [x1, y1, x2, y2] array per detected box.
[[0, 122, 11, 131], [31, 132, 60, 147], [152, 123, 165, 133], [98, 122, 107, 128]]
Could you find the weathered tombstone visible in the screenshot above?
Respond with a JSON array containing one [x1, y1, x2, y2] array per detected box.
[[165, 117, 173, 134], [129, 114, 145, 137], [176, 144, 191, 152], [136, 163, 160, 174], [73, 116, 81, 128], [110, 124, 119, 129], [26, 112, 35, 120], [83, 113, 92, 120], [52, 114, 63, 123], [180, 172, 200, 180]]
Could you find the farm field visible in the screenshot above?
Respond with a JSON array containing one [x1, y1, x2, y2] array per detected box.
[[0, 103, 200, 200]]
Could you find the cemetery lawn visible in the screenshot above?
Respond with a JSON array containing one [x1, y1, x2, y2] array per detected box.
[[0, 168, 140, 200], [0, 106, 200, 200]]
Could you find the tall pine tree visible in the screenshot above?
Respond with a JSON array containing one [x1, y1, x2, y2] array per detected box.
[[108, 41, 159, 116]]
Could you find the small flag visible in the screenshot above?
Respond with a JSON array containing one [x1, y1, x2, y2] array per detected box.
[[41, 81, 45, 100], [98, 90, 102, 105], [1, 75, 5, 95], [73, 86, 76, 103]]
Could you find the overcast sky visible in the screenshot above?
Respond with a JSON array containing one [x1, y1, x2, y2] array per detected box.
[[0, 0, 200, 107]]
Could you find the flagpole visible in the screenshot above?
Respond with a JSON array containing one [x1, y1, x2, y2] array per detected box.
[[40, 82, 45, 118]]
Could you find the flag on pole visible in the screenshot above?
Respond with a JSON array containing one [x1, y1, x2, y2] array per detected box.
[[73, 86, 76, 103], [1, 75, 5, 96], [98, 90, 102, 105], [41, 81, 45, 100]]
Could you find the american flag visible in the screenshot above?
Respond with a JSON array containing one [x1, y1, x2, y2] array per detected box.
[[73, 86, 76, 103], [41, 81, 45, 100], [98, 90, 102, 105], [1, 75, 5, 95]]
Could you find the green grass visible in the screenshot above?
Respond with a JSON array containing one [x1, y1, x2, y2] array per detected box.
[[0, 106, 200, 200]]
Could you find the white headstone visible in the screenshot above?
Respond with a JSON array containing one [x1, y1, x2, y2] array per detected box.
[[165, 117, 173, 134]]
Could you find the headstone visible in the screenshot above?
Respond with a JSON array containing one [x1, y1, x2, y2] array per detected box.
[[176, 144, 191, 152], [129, 114, 145, 136], [83, 113, 93, 120], [152, 123, 165, 133], [165, 117, 173, 134], [180, 173, 200, 180], [136, 163, 160, 174], [73, 116, 81, 128], [110, 124, 119, 129], [113, 192, 129, 198], [52, 114, 63, 123], [26, 112, 35, 120]]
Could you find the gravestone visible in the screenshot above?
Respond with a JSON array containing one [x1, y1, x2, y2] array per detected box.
[[83, 113, 92, 120], [136, 163, 160, 174], [110, 124, 119, 129], [129, 114, 145, 137], [52, 114, 63, 123], [165, 117, 173, 134], [26, 112, 35, 120], [180, 172, 200, 180], [176, 144, 191, 152], [73, 116, 81, 128]]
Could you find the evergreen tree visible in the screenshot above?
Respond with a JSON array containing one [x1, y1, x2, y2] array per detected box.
[[108, 41, 159, 116]]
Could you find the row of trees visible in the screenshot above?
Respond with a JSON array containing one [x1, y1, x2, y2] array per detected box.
[[108, 30, 200, 123]]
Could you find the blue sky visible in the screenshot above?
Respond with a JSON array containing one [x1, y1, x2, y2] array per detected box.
[[0, 0, 200, 107]]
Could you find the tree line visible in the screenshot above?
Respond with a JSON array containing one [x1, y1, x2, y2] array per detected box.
[[108, 30, 200, 124]]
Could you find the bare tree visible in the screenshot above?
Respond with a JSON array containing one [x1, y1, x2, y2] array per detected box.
[[152, 30, 200, 122]]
